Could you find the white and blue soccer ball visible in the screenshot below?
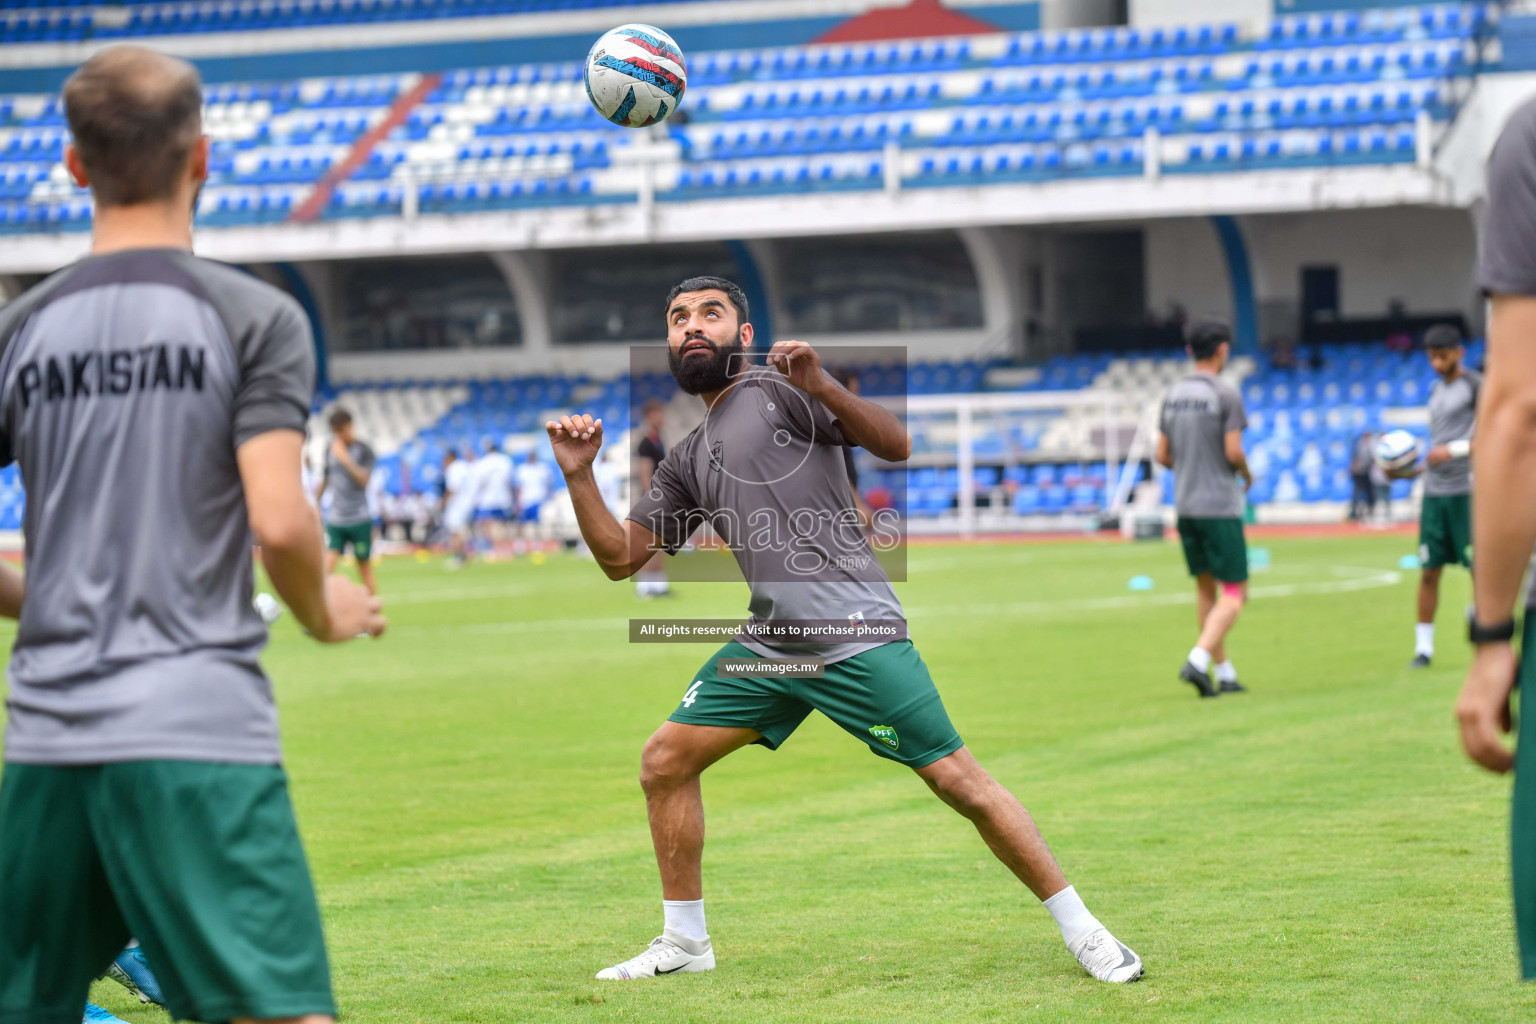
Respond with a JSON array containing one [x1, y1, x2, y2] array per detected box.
[[1374, 429, 1422, 473], [254, 592, 283, 626], [584, 23, 687, 128]]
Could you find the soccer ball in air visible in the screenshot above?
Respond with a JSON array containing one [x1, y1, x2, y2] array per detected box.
[[584, 23, 687, 128], [1373, 429, 1422, 474], [254, 592, 283, 626]]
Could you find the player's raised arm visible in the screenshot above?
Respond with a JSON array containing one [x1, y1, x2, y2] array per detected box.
[[547, 413, 662, 580], [768, 340, 911, 462], [238, 429, 385, 641]]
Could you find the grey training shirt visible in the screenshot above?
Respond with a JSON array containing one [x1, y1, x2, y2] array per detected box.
[[1479, 96, 1536, 297], [0, 249, 314, 766], [1160, 371, 1247, 519], [1424, 372, 1479, 497], [1479, 97, 1536, 607], [325, 440, 375, 525], [627, 370, 906, 662]]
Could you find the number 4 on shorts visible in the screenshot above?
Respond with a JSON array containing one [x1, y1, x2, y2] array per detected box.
[[681, 680, 704, 708]]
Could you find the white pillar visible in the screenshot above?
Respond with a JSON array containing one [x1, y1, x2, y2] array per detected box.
[[958, 226, 1025, 354], [957, 403, 975, 539], [488, 250, 553, 356], [401, 169, 418, 221]]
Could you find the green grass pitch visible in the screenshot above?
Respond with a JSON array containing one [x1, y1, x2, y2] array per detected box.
[[46, 531, 1536, 1022]]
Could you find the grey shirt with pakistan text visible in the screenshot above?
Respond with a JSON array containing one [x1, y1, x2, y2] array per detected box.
[[1424, 372, 1479, 497], [325, 440, 375, 525], [1160, 371, 1247, 519], [1479, 95, 1536, 607], [0, 249, 314, 766], [627, 372, 905, 662]]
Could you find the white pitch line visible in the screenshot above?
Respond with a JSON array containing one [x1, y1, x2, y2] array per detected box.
[[391, 565, 1402, 636], [906, 566, 1401, 618], [377, 583, 538, 605]]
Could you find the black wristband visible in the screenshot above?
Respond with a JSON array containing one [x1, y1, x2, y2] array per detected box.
[[1468, 612, 1517, 645]]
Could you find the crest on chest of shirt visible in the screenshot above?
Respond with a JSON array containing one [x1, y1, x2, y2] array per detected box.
[[708, 439, 724, 473]]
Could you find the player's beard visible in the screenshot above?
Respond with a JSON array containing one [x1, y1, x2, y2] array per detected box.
[[669, 329, 743, 395]]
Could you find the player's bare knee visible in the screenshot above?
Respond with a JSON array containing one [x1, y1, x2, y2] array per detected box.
[[639, 732, 693, 794], [1421, 567, 1443, 587], [922, 758, 994, 818], [1219, 581, 1246, 610]]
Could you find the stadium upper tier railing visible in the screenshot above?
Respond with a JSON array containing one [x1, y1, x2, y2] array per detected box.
[[0, 2, 1491, 233]]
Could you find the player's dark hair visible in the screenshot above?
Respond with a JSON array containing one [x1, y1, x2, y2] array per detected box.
[[1185, 319, 1232, 360], [666, 276, 749, 325], [1423, 323, 1463, 350], [62, 46, 204, 208], [328, 408, 353, 431]]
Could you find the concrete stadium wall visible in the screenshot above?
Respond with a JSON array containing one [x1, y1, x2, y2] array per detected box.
[[1129, 0, 1269, 31], [1242, 206, 1478, 324], [1145, 218, 1232, 323], [296, 202, 1486, 383], [1145, 207, 1480, 344]]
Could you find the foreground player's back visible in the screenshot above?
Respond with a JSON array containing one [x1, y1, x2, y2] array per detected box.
[[0, 249, 313, 764]]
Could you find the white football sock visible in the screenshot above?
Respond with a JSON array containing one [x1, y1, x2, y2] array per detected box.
[[1415, 623, 1435, 657], [1187, 646, 1212, 673], [1043, 885, 1103, 947], [663, 899, 708, 943], [1215, 660, 1237, 683]]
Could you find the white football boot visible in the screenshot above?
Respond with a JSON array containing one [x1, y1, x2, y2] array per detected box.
[[1067, 926, 1143, 983], [595, 930, 715, 980]]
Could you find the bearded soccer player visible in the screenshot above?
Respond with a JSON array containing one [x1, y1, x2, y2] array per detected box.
[[1156, 320, 1253, 698], [546, 276, 1142, 985], [0, 46, 385, 1024], [1400, 324, 1479, 668], [1456, 94, 1536, 980]]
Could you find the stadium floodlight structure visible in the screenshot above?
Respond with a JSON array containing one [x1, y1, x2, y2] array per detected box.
[[891, 389, 1146, 538]]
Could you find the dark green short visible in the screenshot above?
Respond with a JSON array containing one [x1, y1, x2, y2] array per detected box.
[[1515, 615, 1536, 979], [1176, 516, 1249, 583], [325, 520, 373, 561], [0, 761, 334, 1024], [669, 640, 964, 768], [1419, 493, 1472, 569]]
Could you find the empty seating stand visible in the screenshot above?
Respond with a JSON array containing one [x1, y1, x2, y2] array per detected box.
[[0, 2, 1489, 231]]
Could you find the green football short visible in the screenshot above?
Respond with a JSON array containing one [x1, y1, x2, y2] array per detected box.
[[0, 761, 335, 1024], [1514, 615, 1536, 979], [325, 520, 373, 561], [1419, 493, 1472, 569], [1176, 516, 1249, 583], [669, 640, 965, 768]]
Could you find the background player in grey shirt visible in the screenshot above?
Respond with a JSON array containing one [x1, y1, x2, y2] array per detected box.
[[1456, 94, 1536, 979], [317, 406, 378, 595], [1156, 320, 1253, 698], [546, 276, 1142, 987], [0, 46, 384, 1024], [1395, 325, 1480, 667]]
